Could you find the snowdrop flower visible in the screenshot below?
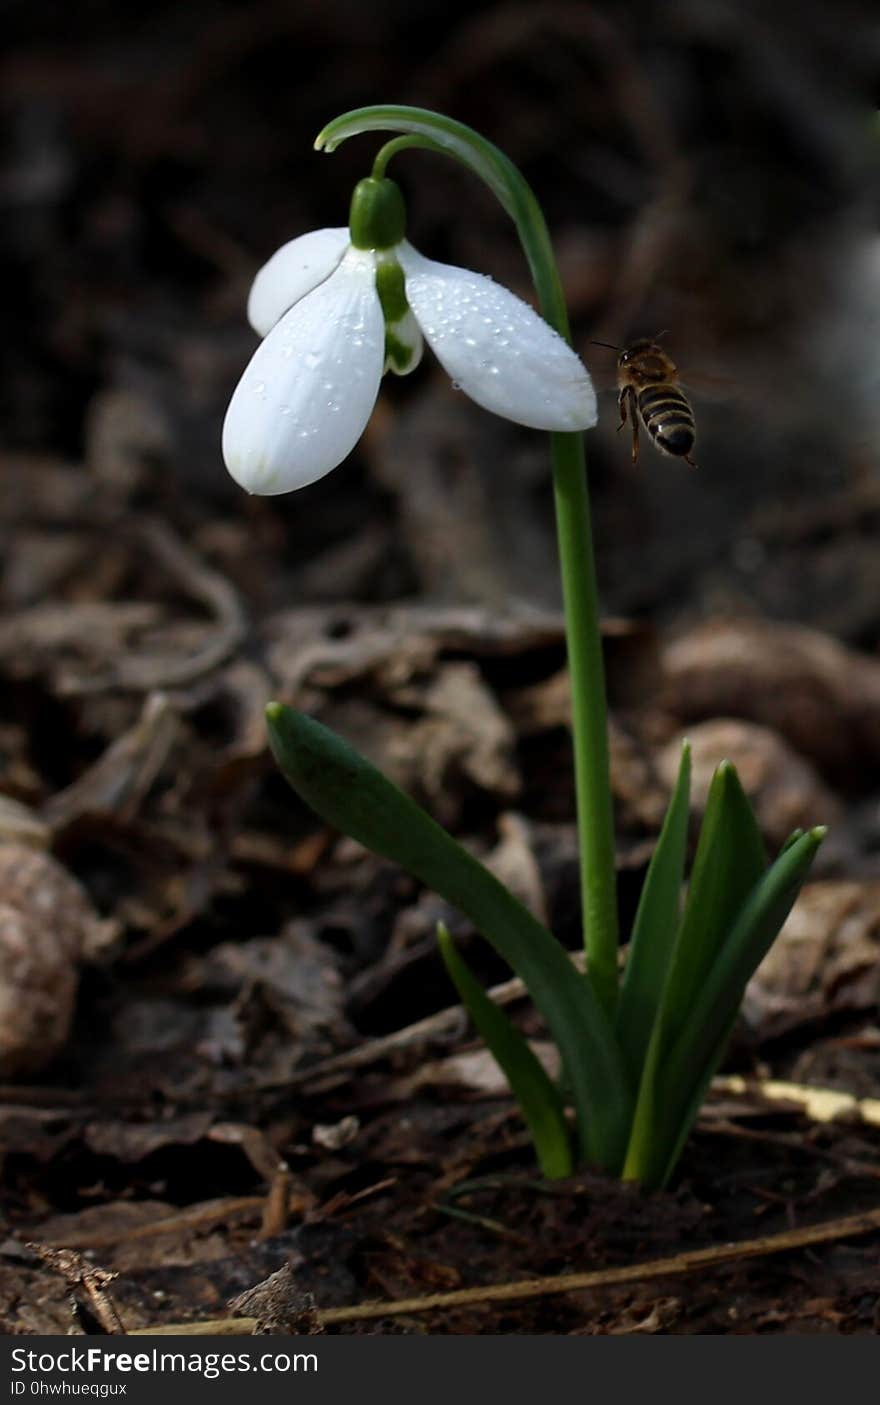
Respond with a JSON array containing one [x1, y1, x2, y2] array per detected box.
[[223, 177, 597, 495]]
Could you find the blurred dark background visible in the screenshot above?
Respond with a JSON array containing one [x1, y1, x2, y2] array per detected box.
[[4, 10, 880, 1323], [1, 0, 879, 630]]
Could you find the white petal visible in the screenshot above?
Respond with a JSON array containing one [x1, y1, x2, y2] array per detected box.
[[223, 249, 384, 495], [397, 243, 597, 432], [247, 228, 349, 337]]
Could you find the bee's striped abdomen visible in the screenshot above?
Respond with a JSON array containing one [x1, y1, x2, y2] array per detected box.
[[637, 384, 695, 458]]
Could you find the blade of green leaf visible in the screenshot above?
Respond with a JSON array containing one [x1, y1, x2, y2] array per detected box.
[[630, 825, 824, 1187], [659, 826, 825, 1135], [622, 762, 767, 1182], [658, 761, 767, 1034], [437, 924, 573, 1179], [778, 828, 804, 855], [616, 742, 691, 1086], [267, 704, 632, 1170], [655, 1014, 738, 1189]]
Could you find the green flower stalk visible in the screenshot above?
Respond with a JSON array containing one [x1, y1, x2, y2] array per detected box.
[[224, 105, 825, 1188]]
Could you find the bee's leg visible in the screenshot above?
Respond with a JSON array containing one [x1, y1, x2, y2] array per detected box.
[[684, 452, 698, 469], [621, 387, 640, 464]]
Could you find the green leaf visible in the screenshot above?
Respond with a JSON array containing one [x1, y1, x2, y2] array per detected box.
[[267, 704, 632, 1170], [654, 1014, 738, 1189], [658, 762, 767, 1036], [658, 826, 825, 1158], [778, 828, 804, 855], [629, 825, 824, 1187], [623, 762, 767, 1182], [437, 924, 573, 1179], [616, 742, 691, 1086]]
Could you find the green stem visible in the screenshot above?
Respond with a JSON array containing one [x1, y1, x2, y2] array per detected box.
[[317, 106, 619, 1013], [550, 430, 618, 1014], [372, 135, 438, 179]]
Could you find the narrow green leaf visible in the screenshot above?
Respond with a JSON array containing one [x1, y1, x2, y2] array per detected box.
[[616, 742, 691, 1085], [655, 1014, 738, 1189], [658, 762, 767, 1035], [649, 831, 823, 1188], [437, 924, 573, 1179], [267, 704, 632, 1170], [779, 828, 804, 855], [623, 762, 767, 1182], [660, 826, 825, 1132], [630, 826, 824, 1187]]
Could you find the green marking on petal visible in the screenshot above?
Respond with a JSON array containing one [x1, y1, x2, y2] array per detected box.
[[375, 261, 421, 375], [375, 259, 409, 322], [384, 330, 416, 372]]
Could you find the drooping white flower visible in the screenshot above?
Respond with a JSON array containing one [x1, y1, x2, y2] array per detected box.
[[222, 179, 597, 495]]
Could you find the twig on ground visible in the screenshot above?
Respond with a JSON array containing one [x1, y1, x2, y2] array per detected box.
[[131, 1204, 880, 1334], [713, 1075, 880, 1128], [281, 955, 588, 1093], [40, 1197, 267, 1250]]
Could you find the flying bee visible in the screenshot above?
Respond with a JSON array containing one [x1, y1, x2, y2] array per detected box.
[[592, 337, 697, 468]]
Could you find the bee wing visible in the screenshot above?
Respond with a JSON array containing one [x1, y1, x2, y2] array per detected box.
[[677, 368, 739, 404], [582, 352, 620, 394], [582, 344, 740, 403], [589, 367, 621, 394]]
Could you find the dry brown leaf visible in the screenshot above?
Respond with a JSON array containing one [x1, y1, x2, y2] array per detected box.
[[659, 617, 880, 775], [484, 812, 549, 925], [0, 846, 101, 1076], [659, 718, 842, 848], [202, 919, 352, 1057], [83, 1112, 215, 1163], [395, 1041, 560, 1098], [0, 796, 50, 849], [36, 1201, 232, 1271], [263, 602, 566, 700], [229, 1263, 323, 1335], [44, 691, 179, 829], [745, 881, 880, 1038]]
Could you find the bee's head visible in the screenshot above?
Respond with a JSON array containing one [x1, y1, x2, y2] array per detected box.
[[618, 338, 656, 366]]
